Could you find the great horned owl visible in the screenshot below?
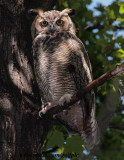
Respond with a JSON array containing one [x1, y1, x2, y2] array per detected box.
[[30, 8, 100, 149]]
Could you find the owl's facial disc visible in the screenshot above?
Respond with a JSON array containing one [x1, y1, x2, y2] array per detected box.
[[30, 9, 76, 39], [33, 9, 76, 37]]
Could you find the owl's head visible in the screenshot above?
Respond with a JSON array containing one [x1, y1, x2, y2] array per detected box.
[[29, 8, 76, 39]]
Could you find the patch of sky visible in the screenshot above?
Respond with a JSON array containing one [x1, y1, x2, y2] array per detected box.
[[107, 56, 113, 61], [46, 148, 52, 151], [52, 151, 71, 160], [114, 43, 121, 49], [86, 0, 124, 38], [121, 60, 124, 63], [96, 97, 100, 103], [83, 149, 90, 155], [112, 21, 121, 26], [106, 31, 114, 35], [94, 156, 98, 160], [101, 21, 104, 25], [93, 29, 99, 33], [121, 96, 124, 105], [106, 30, 124, 38], [53, 5, 56, 9], [115, 30, 124, 38], [85, 40, 89, 45], [86, 21, 93, 25], [96, 35, 100, 39], [122, 110, 124, 114], [87, 0, 115, 16], [52, 151, 60, 159]]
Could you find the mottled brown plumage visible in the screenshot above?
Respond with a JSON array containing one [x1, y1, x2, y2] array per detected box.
[[30, 8, 100, 149]]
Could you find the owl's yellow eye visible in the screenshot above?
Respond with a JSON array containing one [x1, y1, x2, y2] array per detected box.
[[56, 19, 64, 26], [40, 21, 48, 27]]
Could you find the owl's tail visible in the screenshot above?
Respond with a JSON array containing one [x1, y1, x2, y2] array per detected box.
[[81, 112, 100, 150]]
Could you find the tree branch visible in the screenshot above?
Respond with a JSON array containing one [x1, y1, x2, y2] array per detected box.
[[109, 124, 124, 130], [84, 23, 124, 31], [40, 63, 124, 117]]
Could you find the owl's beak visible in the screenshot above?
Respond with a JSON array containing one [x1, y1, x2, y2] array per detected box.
[[49, 25, 56, 34], [49, 29, 55, 34]]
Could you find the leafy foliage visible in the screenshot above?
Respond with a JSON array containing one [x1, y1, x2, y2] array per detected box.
[[42, 0, 124, 159]]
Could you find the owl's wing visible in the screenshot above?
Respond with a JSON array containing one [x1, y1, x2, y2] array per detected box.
[[69, 48, 93, 121], [68, 39, 100, 149]]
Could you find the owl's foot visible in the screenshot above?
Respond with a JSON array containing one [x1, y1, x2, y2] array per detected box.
[[39, 94, 72, 117], [39, 102, 58, 117], [59, 94, 72, 106], [39, 107, 47, 117]]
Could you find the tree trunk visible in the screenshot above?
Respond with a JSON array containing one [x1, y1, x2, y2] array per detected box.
[[0, 0, 57, 159]]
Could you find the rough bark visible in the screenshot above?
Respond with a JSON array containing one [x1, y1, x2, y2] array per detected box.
[[0, 0, 57, 159]]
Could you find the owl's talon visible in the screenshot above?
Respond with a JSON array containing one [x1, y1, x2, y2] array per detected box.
[[39, 110, 43, 118], [59, 94, 72, 106], [39, 102, 58, 118], [39, 106, 48, 117]]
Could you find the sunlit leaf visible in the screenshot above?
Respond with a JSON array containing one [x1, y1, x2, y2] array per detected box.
[[119, 2, 124, 14], [57, 147, 64, 154]]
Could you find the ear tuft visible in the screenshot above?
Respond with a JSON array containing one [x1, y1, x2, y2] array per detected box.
[[61, 8, 76, 16], [28, 9, 43, 16]]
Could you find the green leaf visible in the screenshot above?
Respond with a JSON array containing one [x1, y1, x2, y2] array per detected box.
[[116, 49, 124, 60], [45, 130, 65, 149], [63, 136, 83, 154], [57, 147, 64, 154], [105, 2, 120, 18], [116, 17, 124, 22]]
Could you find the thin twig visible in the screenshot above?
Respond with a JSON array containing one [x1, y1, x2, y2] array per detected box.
[[84, 23, 124, 31], [109, 124, 124, 130]]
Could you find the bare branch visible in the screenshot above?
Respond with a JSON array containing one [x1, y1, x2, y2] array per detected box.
[[84, 23, 124, 31], [84, 23, 104, 30], [40, 63, 124, 117], [109, 124, 124, 130]]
